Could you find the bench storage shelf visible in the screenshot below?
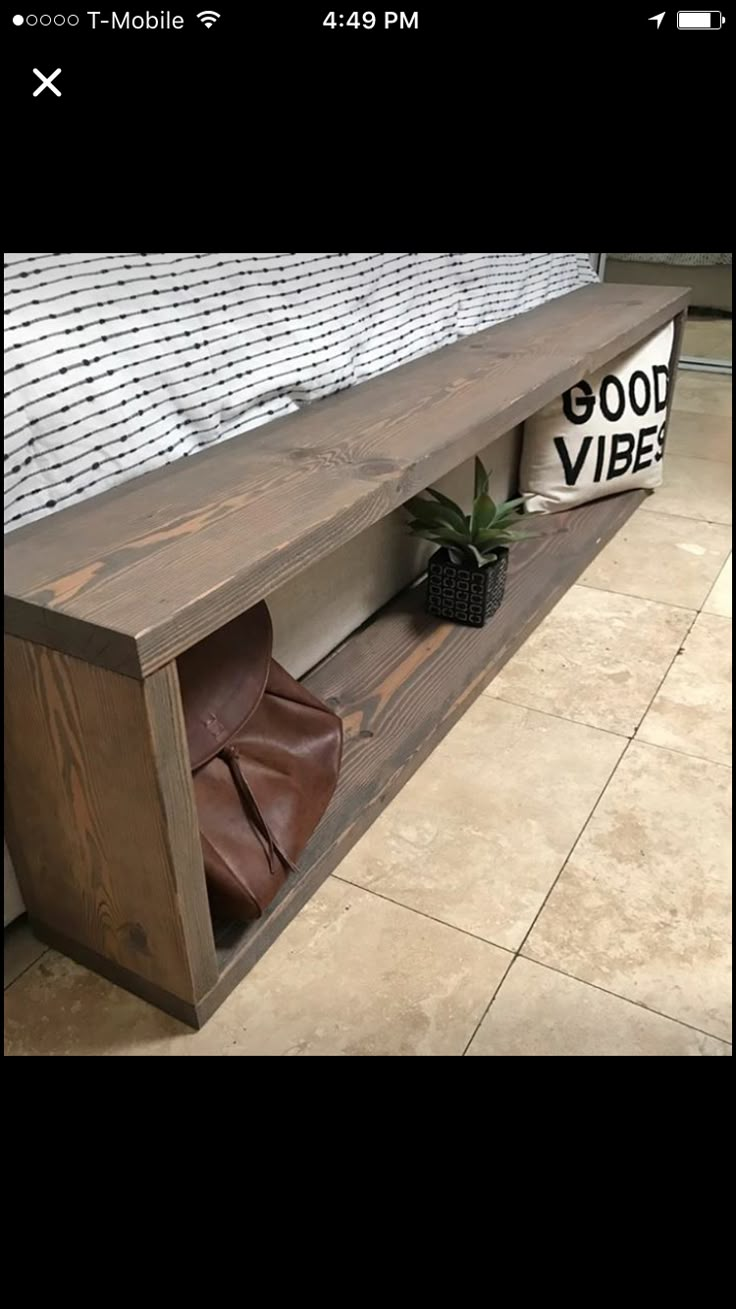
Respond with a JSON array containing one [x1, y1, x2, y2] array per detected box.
[[4, 284, 688, 1027]]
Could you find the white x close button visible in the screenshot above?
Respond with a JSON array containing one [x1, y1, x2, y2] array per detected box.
[[33, 68, 62, 96]]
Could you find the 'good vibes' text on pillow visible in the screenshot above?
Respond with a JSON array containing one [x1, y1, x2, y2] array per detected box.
[[556, 361, 668, 486], [520, 320, 674, 513]]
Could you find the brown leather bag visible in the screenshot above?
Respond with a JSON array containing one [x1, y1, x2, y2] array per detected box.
[[178, 602, 343, 922]]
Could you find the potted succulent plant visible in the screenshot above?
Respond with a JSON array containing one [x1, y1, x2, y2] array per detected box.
[[405, 458, 530, 627]]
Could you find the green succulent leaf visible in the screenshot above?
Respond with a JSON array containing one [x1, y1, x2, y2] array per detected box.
[[405, 523, 476, 544], [412, 525, 472, 547], [492, 496, 526, 521], [427, 486, 464, 513], [474, 457, 490, 500], [410, 469, 532, 574], [471, 492, 497, 537], [475, 528, 505, 545], [478, 526, 531, 543], [405, 496, 468, 536], [405, 496, 446, 522], [409, 527, 447, 541]]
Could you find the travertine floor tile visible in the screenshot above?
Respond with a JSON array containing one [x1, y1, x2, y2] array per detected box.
[[486, 585, 693, 735], [466, 957, 731, 1057], [666, 409, 732, 464], [4, 879, 510, 1057], [672, 371, 731, 417], [703, 555, 732, 617], [640, 455, 731, 524], [335, 697, 625, 949], [524, 742, 732, 1040], [580, 510, 731, 609], [682, 319, 732, 363], [637, 612, 732, 766]]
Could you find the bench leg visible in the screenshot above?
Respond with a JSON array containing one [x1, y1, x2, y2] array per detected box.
[[4, 637, 217, 1025]]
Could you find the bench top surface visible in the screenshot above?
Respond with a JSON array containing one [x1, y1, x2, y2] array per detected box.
[[4, 282, 689, 676]]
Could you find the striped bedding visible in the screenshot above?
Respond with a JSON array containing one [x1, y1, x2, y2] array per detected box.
[[4, 253, 597, 532]]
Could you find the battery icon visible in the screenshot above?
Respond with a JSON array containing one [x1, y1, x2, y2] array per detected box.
[[677, 11, 725, 26]]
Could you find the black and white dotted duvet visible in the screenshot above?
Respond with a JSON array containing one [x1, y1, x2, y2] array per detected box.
[[4, 253, 597, 531]]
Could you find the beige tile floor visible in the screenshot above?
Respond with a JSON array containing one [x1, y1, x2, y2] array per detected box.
[[4, 369, 733, 1057], [682, 317, 731, 363]]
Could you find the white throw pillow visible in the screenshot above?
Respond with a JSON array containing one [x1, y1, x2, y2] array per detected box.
[[520, 321, 674, 513]]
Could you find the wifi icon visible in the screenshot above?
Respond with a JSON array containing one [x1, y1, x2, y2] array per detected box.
[[197, 9, 220, 27]]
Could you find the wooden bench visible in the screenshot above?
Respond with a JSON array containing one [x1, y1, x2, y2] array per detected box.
[[4, 283, 689, 1027]]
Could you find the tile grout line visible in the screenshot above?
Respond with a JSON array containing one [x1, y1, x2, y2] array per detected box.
[[484, 688, 729, 765], [488, 583, 715, 757], [359, 694, 729, 1048], [575, 580, 728, 613], [4, 946, 49, 993], [496, 603, 713, 1048], [638, 508, 732, 528], [462, 506, 728, 1051], [331, 871, 732, 1053], [334, 644, 675, 967], [701, 554, 732, 618], [516, 952, 733, 1047], [481, 693, 633, 740], [460, 954, 520, 1054], [488, 689, 731, 769], [340, 612, 720, 966], [628, 600, 715, 750], [460, 742, 633, 1056], [513, 604, 703, 963], [609, 507, 731, 528], [330, 872, 517, 957], [339, 591, 724, 1053], [630, 735, 732, 771]]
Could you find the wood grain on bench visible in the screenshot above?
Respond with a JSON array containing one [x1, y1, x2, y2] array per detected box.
[[4, 284, 689, 678]]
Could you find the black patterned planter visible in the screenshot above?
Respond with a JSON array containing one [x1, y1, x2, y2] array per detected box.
[[426, 548, 509, 627]]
